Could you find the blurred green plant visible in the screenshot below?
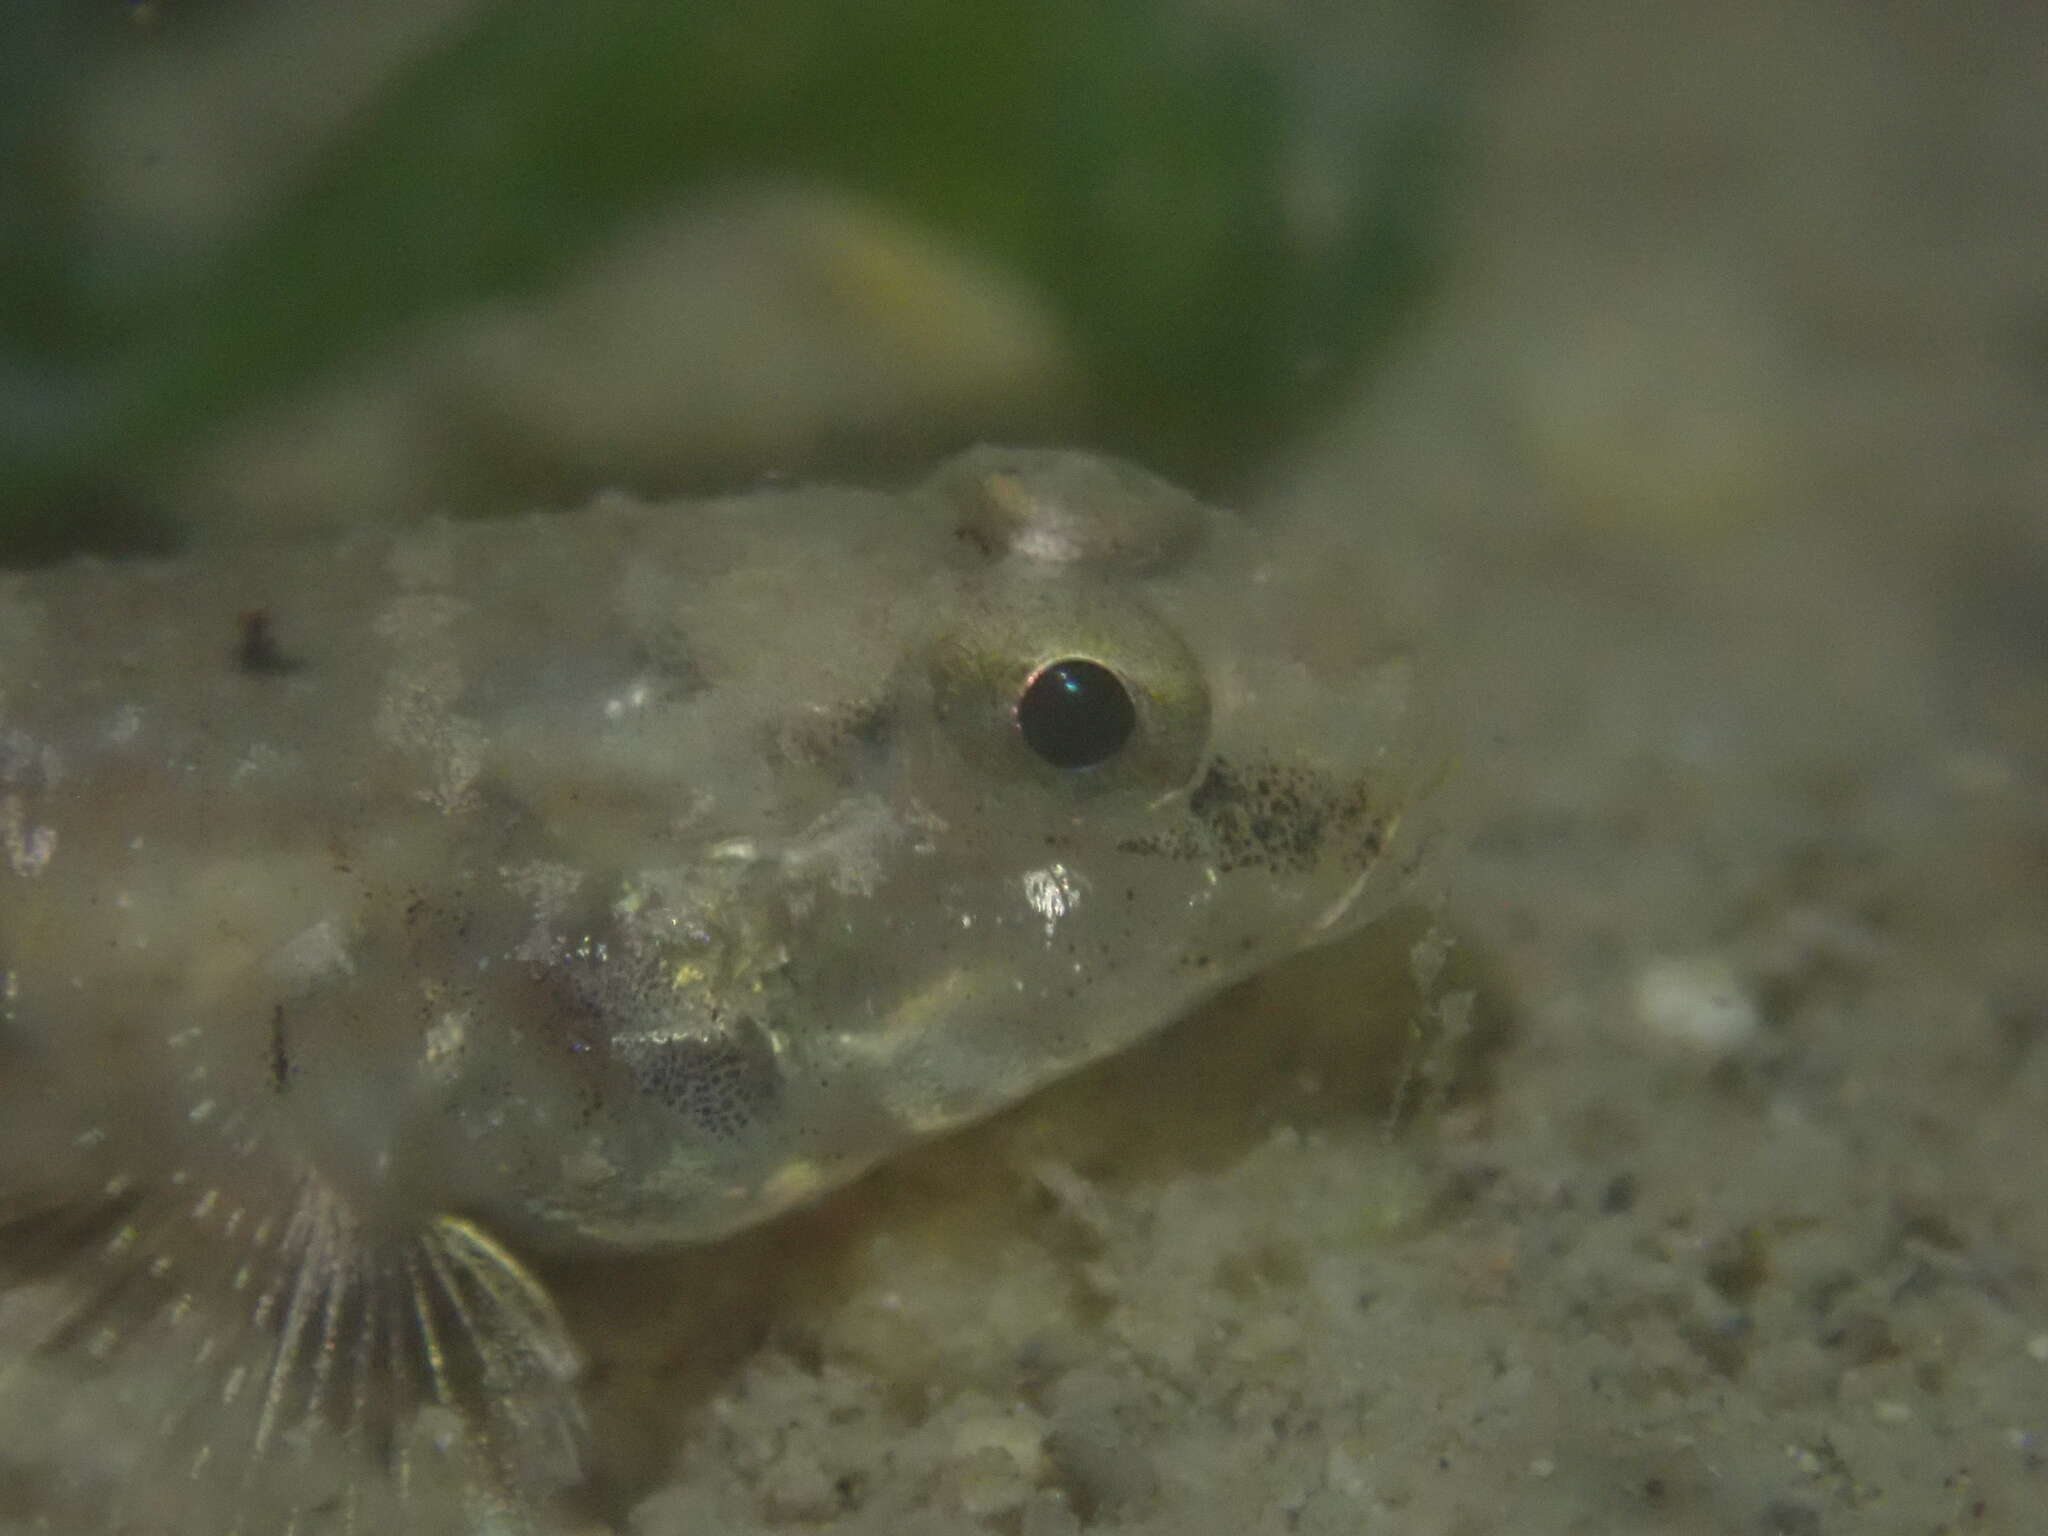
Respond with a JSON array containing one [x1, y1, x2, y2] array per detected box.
[[0, 0, 1480, 562]]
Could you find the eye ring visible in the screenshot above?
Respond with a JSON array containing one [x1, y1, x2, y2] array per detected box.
[[920, 580, 1210, 793], [1015, 657, 1137, 769]]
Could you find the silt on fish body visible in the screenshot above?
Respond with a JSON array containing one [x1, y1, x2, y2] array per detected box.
[[0, 447, 1431, 1532]]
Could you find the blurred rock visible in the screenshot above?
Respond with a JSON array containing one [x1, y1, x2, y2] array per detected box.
[[171, 186, 1082, 538]]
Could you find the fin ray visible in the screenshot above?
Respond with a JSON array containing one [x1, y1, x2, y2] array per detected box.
[[2, 1123, 589, 1534]]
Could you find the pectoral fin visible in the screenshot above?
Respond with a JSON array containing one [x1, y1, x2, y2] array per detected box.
[[1, 1145, 588, 1535]]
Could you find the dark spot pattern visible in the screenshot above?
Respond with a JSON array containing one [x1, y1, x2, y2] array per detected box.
[[1119, 757, 1386, 874], [616, 1018, 782, 1142]]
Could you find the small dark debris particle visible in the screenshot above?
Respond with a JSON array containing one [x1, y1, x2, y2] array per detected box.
[[1680, 1313, 1752, 1379], [1895, 1207, 1968, 1252], [1600, 1173, 1638, 1214], [268, 1005, 292, 1093], [1760, 1498, 1821, 1536], [951, 518, 1004, 560], [235, 609, 303, 676], [1819, 1310, 1900, 1366], [1704, 1226, 1772, 1303]]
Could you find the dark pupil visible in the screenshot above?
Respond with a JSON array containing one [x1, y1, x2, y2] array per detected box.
[[1016, 658, 1136, 769]]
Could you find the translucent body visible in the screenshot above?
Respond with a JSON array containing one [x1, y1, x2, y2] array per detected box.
[[0, 449, 1425, 1530]]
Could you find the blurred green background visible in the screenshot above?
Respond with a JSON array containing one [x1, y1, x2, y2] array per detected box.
[[0, 0, 1480, 563]]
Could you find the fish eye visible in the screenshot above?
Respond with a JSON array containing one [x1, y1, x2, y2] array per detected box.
[[921, 583, 1209, 794], [1016, 657, 1137, 769]]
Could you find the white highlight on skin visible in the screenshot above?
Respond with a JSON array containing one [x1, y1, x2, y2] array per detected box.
[[1021, 863, 1081, 939]]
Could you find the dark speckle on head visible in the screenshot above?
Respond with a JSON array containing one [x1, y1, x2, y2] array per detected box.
[[1121, 758, 1385, 874]]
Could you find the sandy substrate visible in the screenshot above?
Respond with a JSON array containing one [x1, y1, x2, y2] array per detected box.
[[575, 5, 2048, 1533]]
